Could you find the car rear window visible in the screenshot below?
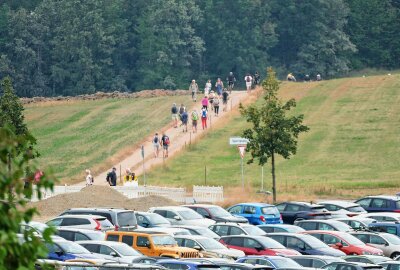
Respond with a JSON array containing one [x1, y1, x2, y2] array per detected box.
[[261, 206, 279, 215], [117, 211, 136, 227]]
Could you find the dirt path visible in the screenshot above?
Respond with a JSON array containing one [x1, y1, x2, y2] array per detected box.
[[76, 91, 249, 186]]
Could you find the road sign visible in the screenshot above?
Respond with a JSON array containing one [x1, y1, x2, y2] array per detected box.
[[237, 145, 246, 159], [229, 137, 249, 145]]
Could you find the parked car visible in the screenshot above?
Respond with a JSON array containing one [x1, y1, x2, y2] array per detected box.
[[157, 259, 220, 270], [322, 262, 383, 270], [135, 211, 171, 228], [60, 207, 137, 231], [291, 255, 346, 268], [105, 230, 200, 258], [257, 224, 305, 234], [267, 232, 346, 256], [236, 255, 302, 269], [319, 201, 367, 217], [77, 240, 143, 263], [303, 230, 384, 256], [174, 235, 245, 259], [45, 238, 102, 261], [351, 231, 400, 258], [343, 255, 392, 264], [209, 223, 266, 237], [46, 215, 114, 231], [275, 202, 331, 224], [183, 204, 248, 223], [294, 220, 353, 232], [219, 235, 300, 256], [355, 196, 400, 213], [149, 206, 216, 227], [55, 228, 105, 241], [368, 222, 400, 237], [20, 221, 49, 235], [226, 203, 282, 225], [335, 217, 376, 230], [172, 225, 220, 240], [379, 261, 400, 270]]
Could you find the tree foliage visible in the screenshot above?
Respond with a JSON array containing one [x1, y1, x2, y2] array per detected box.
[[240, 68, 309, 202]]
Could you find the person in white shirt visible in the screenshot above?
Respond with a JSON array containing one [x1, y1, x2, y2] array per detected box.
[[85, 169, 93, 186], [244, 74, 253, 92]]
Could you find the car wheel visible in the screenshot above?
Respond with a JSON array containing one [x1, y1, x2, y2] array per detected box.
[[391, 252, 400, 259]]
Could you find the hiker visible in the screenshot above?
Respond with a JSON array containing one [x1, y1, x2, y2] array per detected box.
[[215, 78, 224, 96], [161, 133, 170, 158], [316, 74, 322, 81], [201, 107, 208, 130], [213, 95, 220, 116], [254, 71, 260, 85], [222, 88, 229, 112], [209, 90, 215, 108], [304, 74, 311, 82], [204, 79, 212, 96], [287, 73, 296, 82], [124, 168, 133, 182], [191, 109, 199, 133], [106, 167, 117, 186], [244, 73, 253, 92], [171, 103, 178, 128], [181, 108, 188, 132], [201, 95, 209, 110], [189, 79, 199, 102], [178, 104, 185, 125], [226, 72, 236, 93], [85, 169, 93, 186], [153, 133, 160, 158]]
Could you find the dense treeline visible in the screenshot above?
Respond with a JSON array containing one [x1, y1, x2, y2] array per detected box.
[[0, 0, 399, 97]]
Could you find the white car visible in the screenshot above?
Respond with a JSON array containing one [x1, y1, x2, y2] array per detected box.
[[319, 201, 367, 217], [335, 217, 376, 230], [149, 206, 216, 227], [358, 212, 400, 222], [174, 235, 245, 260], [172, 225, 220, 240], [46, 214, 114, 231]]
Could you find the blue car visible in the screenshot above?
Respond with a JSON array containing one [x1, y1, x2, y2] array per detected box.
[[236, 255, 302, 269], [355, 196, 400, 212], [368, 222, 400, 237], [46, 239, 102, 261], [227, 203, 282, 225], [157, 259, 220, 270]]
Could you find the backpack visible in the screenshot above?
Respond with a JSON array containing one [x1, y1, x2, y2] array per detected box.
[[246, 76, 251, 82], [192, 111, 199, 120], [164, 136, 170, 145], [171, 106, 177, 114], [153, 136, 159, 144], [201, 109, 207, 118]]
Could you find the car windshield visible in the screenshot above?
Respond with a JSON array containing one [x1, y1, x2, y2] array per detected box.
[[271, 257, 301, 268], [262, 207, 279, 215], [57, 241, 90, 254], [259, 237, 286, 249], [178, 210, 203, 220], [86, 231, 105, 241], [28, 222, 48, 233], [384, 234, 400, 245], [340, 233, 365, 245], [198, 238, 227, 250], [346, 206, 366, 212], [243, 226, 266, 236], [152, 235, 176, 245], [117, 211, 136, 227], [301, 235, 328, 249], [208, 206, 231, 217], [194, 228, 220, 239], [147, 213, 170, 225], [113, 244, 142, 256]]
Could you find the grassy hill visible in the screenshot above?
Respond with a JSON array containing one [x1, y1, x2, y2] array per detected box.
[[144, 74, 400, 201], [25, 95, 191, 182]]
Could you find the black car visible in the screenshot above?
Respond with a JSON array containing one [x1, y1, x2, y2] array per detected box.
[[183, 204, 248, 223], [355, 196, 400, 213], [275, 202, 331, 224], [323, 262, 383, 270]]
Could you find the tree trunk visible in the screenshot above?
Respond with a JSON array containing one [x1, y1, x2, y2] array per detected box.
[[271, 151, 276, 203]]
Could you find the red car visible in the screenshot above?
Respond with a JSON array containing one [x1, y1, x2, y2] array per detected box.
[[219, 235, 301, 256], [302, 230, 383, 255]]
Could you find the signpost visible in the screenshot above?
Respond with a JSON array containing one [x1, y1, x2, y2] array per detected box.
[[230, 137, 248, 188]]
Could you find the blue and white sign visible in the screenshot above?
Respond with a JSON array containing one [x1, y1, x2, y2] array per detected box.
[[229, 137, 249, 145]]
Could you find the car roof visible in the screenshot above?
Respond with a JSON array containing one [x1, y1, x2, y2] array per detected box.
[[297, 220, 344, 224], [174, 235, 209, 240], [158, 259, 215, 266], [369, 222, 400, 226], [182, 204, 219, 208], [56, 227, 104, 233], [238, 255, 287, 260], [231, 203, 275, 207], [359, 195, 400, 201], [76, 240, 127, 246], [220, 235, 267, 240], [378, 262, 400, 265], [304, 230, 349, 237], [332, 262, 381, 267], [262, 232, 308, 238], [363, 212, 400, 217], [172, 225, 208, 230], [51, 214, 106, 219], [150, 206, 195, 211], [335, 217, 375, 222], [344, 255, 385, 259], [258, 224, 298, 228], [319, 201, 360, 207], [279, 201, 323, 207], [213, 222, 251, 227], [291, 255, 344, 260], [64, 207, 130, 212]]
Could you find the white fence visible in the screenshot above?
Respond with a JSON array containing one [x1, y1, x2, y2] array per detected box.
[[31, 185, 223, 203], [193, 185, 224, 203]]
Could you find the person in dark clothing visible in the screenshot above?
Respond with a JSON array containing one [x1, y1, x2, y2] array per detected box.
[[181, 109, 188, 132], [222, 88, 229, 112], [106, 167, 117, 186], [254, 71, 260, 85], [226, 72, 236, 93]]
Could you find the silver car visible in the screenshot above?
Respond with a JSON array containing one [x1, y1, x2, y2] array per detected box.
[[46, 214, 114, 231], [351, 232, 400, 258], [149, 206, 216, 227]]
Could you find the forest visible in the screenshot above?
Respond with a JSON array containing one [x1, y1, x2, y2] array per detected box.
[[0, 0, 399, 97]]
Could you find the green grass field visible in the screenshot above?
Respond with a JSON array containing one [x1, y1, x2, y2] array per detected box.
[[25, 95, 191, 182], [145, 74, 400, 201]]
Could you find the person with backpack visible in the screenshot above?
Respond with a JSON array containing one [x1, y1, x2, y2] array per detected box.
[[215, 78, 224, 96], [244, 74, 253, 92], [213, 96, 220, 116], [201, 107, 208, 130], [191, 109, 199, 133], [189, 79, 199, 102], [178, 104, 185, 125], [222, 88, 229, 112], [181, 109, 188, 132], [226, 72, 236, 93], [171, 103, 178, 128], [161, 133, 170, 158], [153, 133, 160, 158], [106, 167, 117, 186]]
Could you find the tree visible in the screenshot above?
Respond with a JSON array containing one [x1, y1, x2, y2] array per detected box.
[[240, 68, 309, 202]]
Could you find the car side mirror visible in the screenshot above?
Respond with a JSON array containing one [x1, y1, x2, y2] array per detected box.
[[193, 245, 202, 251], [142, 222, 149, 228], [335, 242, 343, 248], [174, 216, 181, 221], [110, 251, 118, 257]]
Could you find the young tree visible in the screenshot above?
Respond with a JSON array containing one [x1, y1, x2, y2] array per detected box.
[[240, 68, 309, 203]]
